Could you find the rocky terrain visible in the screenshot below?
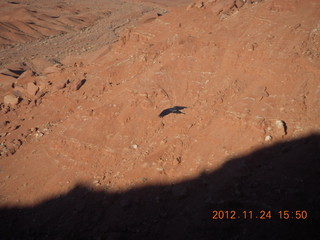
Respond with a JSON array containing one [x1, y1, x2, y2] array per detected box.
[[0, 0, 319, 239]]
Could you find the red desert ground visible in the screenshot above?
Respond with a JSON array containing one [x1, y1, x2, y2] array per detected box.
[[0, 0, 319, 239]]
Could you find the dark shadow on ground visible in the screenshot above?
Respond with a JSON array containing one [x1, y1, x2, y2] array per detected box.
[[1, 134, 320, 240]]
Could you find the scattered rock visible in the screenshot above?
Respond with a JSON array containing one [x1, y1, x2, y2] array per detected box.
[[0, 73, 17, 87], [195, 2, 205, 9], [235, 0, 245, 8], [16, 70, 34, 85], [156, 167, 165, 173], [36, 79, 48, 92], [250, 0, 264, 3], [187, 1, 205, 10], [0, 132, 8, 137], [12, 88, 25, 98], [42, 128, 49, 134], [13, 125, 21, 130], [141, 177, 148, 183], [265, 135, 272, 142], [13, 139, 23, 148], [4, 94, 19, 106], [248, 42, 258, 51], [175, 156, 182, 164], [55, 79, 70, 90], [6, 143, 17, 155], [75, 79, 86, 90], [0, 139, 24, 156], [0, 121, 10, 128], [275, 120, 287, 136], [93, 179, 101, 186], [0, 145, 8, 157], [27, 82, 39, 96]]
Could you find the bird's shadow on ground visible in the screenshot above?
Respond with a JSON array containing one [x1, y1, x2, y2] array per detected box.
[[1, 134, 320, 240]]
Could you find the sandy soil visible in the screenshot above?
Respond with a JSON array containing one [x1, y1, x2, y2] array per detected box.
[[0, 0, 319, 239]]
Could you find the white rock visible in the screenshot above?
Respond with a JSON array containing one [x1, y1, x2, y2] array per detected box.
[[275, 120, 287, 135], [276, 120, 284, 128], [4, 95, 19, 106], [265, 135, 272, 142]]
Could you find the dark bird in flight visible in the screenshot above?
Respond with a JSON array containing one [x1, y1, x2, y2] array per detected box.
[[159, 106, 188, 118]]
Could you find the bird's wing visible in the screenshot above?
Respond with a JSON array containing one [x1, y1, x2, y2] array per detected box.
[[173, 106, 187, 110], [159, 108, 173, 118]]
